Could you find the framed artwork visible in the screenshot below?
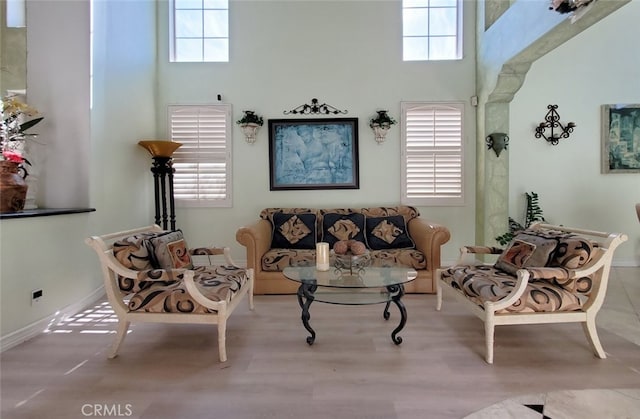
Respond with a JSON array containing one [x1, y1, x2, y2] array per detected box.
[[601, 104, 640, 173], [268, 118, 359, 190]]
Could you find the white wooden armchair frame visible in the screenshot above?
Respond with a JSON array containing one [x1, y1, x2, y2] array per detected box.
[[86, 225, 254, 362], [436, 223, 627, 364]]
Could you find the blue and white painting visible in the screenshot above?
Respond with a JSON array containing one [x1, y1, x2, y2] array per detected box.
[[270, 119, 359, 189]]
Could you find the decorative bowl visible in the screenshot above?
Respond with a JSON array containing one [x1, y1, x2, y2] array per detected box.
[[333, 251, 371, 271]]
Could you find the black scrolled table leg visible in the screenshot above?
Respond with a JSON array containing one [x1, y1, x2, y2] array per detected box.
[[383, 301, 391, 320], [385, 284, 407, 345], [296, 282, 317, 345]]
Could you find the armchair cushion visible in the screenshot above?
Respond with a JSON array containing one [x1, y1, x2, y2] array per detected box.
[[493, 229, 595, 275], [271, 212, 317, 249], [112, 232, 156, 271], [365, 215, 415, 250], [128, 265, 248, 314], [112, 230, 195, 294], [550, 235, 594, 269], [440, 265, 583, 313]]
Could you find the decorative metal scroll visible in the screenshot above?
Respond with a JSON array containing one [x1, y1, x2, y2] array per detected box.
[[284, 98, 348, 115], [534, 104, 575, 146]]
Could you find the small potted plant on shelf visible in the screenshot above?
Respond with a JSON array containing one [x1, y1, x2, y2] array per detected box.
[[236, 110, 264, 144], [369, 110, 396, 144], [0, 94, 44, 212]]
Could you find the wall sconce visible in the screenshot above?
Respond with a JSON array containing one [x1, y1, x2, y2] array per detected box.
[[236, 110, 264, 144], [485, 133, 509, 157], [369, 110, 397, 144], [534, 104, 576, 146]]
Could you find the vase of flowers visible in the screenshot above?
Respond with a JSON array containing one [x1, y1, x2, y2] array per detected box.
[[1, 94, 43, 212], [0, 159, 28, 212]]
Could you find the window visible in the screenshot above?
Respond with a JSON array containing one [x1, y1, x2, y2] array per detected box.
[[402, 0, 462, 61], [170, 0, 229, 62], [401, 102, 464, 206], [169, 105, 232, 207]]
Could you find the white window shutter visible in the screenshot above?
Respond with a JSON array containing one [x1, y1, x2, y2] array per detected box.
[[169, 105, 232, 208], [401, 102, 464, 206]]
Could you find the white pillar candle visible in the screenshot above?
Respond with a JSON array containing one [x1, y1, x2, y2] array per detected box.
[[316, 242, 330, 271]]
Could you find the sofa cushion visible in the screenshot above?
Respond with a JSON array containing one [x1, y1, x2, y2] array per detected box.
[[321, 212, 366, 247], [365, 215, 415, 250], [262, 248, 316, 271], [149, 230, 193, 269], [271, 213, 317, 249], [359, 206, 420, 224], [369, 249, 427, 270], [261, 248, 427, 272]]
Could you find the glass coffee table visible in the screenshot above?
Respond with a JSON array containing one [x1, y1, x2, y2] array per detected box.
[[283, 266, 417, 345]]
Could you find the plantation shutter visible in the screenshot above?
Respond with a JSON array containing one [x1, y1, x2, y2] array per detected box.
[[169, 105, 232, 207], [401, 102, 464, 206]]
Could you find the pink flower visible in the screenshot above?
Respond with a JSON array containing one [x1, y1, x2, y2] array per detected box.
[[2, 150, 24, 163]]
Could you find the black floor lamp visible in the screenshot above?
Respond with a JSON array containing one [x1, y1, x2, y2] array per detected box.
[[138, 140, 182, 231]]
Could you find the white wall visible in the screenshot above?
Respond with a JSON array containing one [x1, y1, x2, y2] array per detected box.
[[156, 0, 477, 264], [510, 1, 640, 265], [0, 0, 157, 340]]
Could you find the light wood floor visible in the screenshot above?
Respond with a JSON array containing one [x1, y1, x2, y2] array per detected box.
[[2, 267, 639, 419]]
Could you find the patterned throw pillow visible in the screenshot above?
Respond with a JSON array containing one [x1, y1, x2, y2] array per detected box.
[[167, 239, 192, 268], [149, 230, 193, 269], [112, 232, 157, 271], [550, 235, 594, 268], [271, 213, 317, 249], [321, 213, 366, 247], [492, 239, 537, 275], [365, 215, 415, 250], [494, 232, 558, 275]]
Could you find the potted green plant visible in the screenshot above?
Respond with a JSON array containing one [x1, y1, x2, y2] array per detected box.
[[236, 110, 264, 144], [1, 94, 44, 212], [369, 110, 396, 144]]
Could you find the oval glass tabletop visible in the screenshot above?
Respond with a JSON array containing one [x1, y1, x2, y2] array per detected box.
[[283, 266, 417, 289]]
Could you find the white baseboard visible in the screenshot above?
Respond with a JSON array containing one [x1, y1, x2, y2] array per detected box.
[[0, 285, 106, 353]]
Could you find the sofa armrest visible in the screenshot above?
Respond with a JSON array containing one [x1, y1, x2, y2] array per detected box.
[[236, 219, 272, 274], [407, 217, 451, 272]]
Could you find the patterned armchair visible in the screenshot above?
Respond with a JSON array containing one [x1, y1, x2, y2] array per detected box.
[[86, 225, 254, 362], [436, 223, 627, 364]]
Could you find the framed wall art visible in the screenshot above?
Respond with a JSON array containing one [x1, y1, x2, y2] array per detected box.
[[268, 118, 359, 190], [601, 104, 640, 173]]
